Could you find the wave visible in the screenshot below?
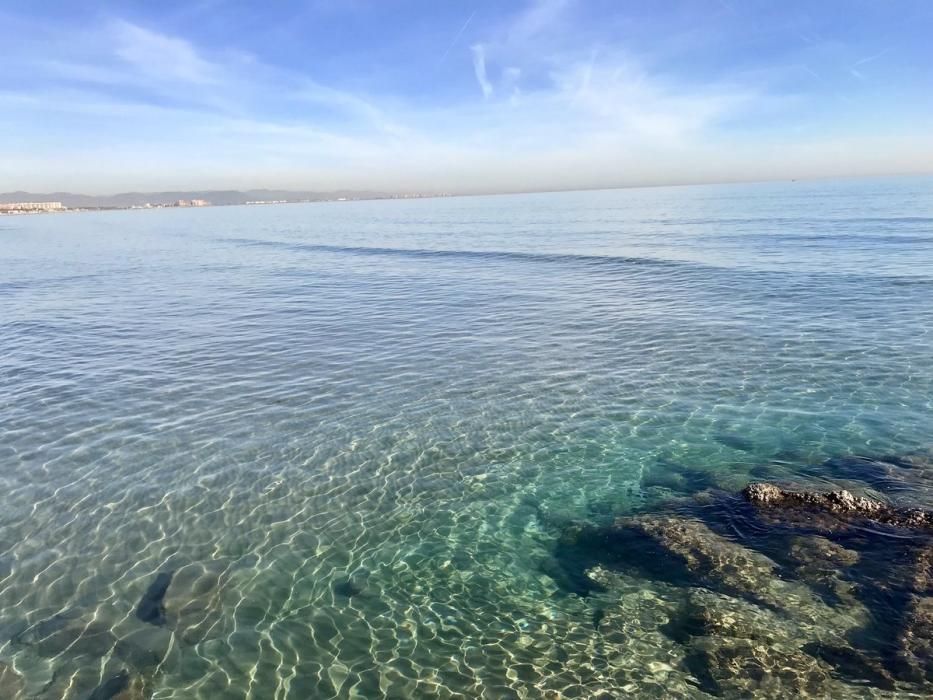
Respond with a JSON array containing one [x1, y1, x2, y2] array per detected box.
[[653, 216, 933, 227], [713, 232, 933, 245], [217, 236, 933, 287], [217, 237, 690, 270]]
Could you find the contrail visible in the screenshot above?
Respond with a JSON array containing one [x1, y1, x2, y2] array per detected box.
[[437, 10, 476, 67], [851, 47, 890, 68]]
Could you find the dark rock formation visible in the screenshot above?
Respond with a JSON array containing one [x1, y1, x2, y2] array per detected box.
[[802, 641, 897, 690], [686, 636, 829, 697], [666, 588, 850, 697], [135, 571, 174, 626], [617, 515, 781, 607], [893, 545, 933, 684], [898, 595, 933, 684], [742, 482, 933, 529], [786, 535, 859, 570]]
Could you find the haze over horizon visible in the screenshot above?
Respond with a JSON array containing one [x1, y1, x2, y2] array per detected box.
[[3, 0, 932, 195]]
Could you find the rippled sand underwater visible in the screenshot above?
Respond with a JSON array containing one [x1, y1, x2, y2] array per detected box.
[[2, 179, 933, 698]]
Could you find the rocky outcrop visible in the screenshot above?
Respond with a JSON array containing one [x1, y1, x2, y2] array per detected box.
[[543, 452, 933, 696], [899, 596, 933, 684], [894, 545, 933, 684], [785, 535, 859, 571], [652, 576, 863, 697], [781, 535, 861, 604], [742, 482, 933, 529], [617, 515, 781, 607], [686, 636, 830, 697]]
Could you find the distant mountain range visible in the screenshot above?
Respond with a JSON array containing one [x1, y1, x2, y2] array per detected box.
[[0, 189, 406, 208]]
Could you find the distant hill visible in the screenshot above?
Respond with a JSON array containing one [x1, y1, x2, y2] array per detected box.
[[0, 189, 402, 208]]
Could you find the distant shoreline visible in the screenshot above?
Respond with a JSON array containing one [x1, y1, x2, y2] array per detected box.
[[0, 193, 452, 216], [3, 171, 932, 216]]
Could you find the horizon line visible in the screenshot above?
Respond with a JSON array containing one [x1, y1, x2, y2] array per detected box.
[[4, 169, 933, 203]]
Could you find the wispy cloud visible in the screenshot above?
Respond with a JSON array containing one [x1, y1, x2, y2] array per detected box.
[[111, 20, 220, 85], [470, 44, 494, 99], [506, 0, 572, 45], [849, 47, 890, 80]]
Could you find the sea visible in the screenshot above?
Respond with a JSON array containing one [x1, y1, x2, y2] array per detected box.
[[1, 176, 932, 698]]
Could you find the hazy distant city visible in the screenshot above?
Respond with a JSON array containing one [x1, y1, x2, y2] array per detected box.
[[0, 190, 447, 215]]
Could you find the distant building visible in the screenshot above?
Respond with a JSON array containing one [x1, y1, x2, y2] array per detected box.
[[190, 199, 209, 207], [0, 201, 63, 212]]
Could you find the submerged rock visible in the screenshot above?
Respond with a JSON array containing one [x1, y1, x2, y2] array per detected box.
[[669, 588, 886, 697], [549, 464, 933, 696], [685, 636, 830, 697], [742, 482, 933, 530], [783, 536, 860, 602], [806, 641, 899, 689], [558, 512, 866, 634], [898, 595, 933, 684], [616, 515, 781, 606], [135, 571, 174, 627], [893, 545, 933, 685], [333, 577, 364, 598], [785, 535, 859, 570]]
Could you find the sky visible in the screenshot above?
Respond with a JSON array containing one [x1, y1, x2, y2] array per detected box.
[[1, 0, 932, 194]]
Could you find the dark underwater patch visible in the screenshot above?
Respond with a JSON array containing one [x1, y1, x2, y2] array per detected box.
[[86, 669, 129, 700], [714, 433, 756, 453], [641, 458, 715, 495], [333, 578, 363, 598], [135, 571, 174, 626]]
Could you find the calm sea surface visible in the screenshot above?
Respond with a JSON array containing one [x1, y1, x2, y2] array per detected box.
[[1, 177, 932, 698]]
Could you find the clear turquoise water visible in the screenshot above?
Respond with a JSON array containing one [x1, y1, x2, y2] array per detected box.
[[1, 177, 932, 697]]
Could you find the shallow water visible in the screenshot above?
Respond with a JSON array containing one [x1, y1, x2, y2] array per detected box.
[[1, 177, 932, 698]]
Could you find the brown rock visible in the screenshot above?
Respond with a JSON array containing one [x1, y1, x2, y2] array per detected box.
[[785, 536, 860, 602], [898, 595, 933, 684], [619, 515, 780, 604], [787, 536, 859, 569], [894, 545, 933, 685], [742, 482, 933, 530], [686, 635, 831, 698]]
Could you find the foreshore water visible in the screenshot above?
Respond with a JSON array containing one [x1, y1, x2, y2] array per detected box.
[[1, 177, 932, 697]]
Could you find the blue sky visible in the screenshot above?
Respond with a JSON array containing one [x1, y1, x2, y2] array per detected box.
[[2, 0, 932, 194]]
